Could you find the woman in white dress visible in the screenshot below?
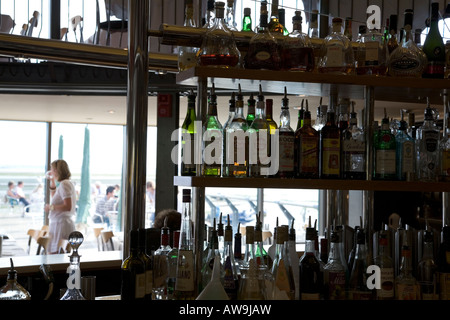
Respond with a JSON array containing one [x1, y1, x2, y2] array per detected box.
[[44, 159, 76, 254]]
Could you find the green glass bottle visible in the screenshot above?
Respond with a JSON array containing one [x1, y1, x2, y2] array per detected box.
[[373, 108, 397, 180], [202, 84, 223, 176], [242, 7, 252, 32], [423, 2, 445, 78], [181, 89, 197, 176]]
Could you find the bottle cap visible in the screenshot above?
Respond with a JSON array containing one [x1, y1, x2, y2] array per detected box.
[[244, 7, 251, 16], [182, 189, 191, 202]]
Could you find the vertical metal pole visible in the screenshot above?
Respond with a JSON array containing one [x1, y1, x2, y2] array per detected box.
[[44, 122, 52, 226], [123, 0, 149, 259], [364, 86, 375, 262], [443, 91, 449, 227]]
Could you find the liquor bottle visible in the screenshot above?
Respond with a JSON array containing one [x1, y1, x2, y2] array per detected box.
[[237, 259, 266, 300], [240, 225, 256, 273], [313, 101, 327, 132], [408, 112, 417, 140], [344, 17, 352, 41], [281, 11, 314, 72], [152, 219, 171, 300], [388, 9, 427, 77], [342, 103, 366, 179], [299, 217, 323, 300], [440, 108, 450, 181], [271, 225, 294, 299], [201, 218, 222, 292], [355, 19, 389, 76], [423, 2, 445, 78], [202, 84, 223, 176], [318, 17, 355, 75], [268, 0, 284, 35], [437, 226, 450, 300], [121, 229, 146, 300], [295, 101, 319, 178], [173, 189, 196, 300], [373, 109, 396, 180], [248, 85, 270, 177], [222, 92, 235, 177], [217, 212, 225, 263], [180, 89, 197, 176], [287, 219, 300, 300], [418, 230, 438, 300], [225, 85, 248, 177], [319, 105, 341, 179], [296, 100, 304, 130], [323, 229, 346, 300], [278, 88, 295, 178], [320, 237, 329, 266], [337, 99, 349, 133], [387, 14, 399, 54], [138, 228, 153, 300], [178, 0, 198, 71], [242, 7, 252, 32], [278, 8, 289, 36], [267, 217, 278, 263], [395, 110, 415, 181], [254, 212, 271, 269], [265, 98, 278, 135], [223, 215, 239, 299], [395, 244, 420, 300], [246, 93, 256, 127], [309, 10, 319, 39], [198, 1, 240, 68], [245, 1, 281, 70], [348, 228, 374, 300], [0, 259, 31, 300], [234, 222, 243, 269], [347, 226, 359, 273], [225, 0, 237, 31], [203, 0, 215, 28], [374, 232, 395, 300], [416, 101, 440, 182], [166, 230, 180, 300]]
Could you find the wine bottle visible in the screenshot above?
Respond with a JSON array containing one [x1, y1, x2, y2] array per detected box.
[[423, 2, 445, 78], [180, 89, 197, 176], [138, 228, 153, 300], [121, 229, 146, 300]]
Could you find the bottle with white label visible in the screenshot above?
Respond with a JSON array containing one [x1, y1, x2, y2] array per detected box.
[[374, 232, 394, 300], [278, 87, 295, 178]]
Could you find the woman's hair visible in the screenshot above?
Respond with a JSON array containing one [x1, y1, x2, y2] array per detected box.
[[52, 159, 71, 181]]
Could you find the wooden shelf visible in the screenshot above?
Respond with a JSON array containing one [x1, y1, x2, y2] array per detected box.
[[174, 176, 450, 192], [176, 67, 450, 104]]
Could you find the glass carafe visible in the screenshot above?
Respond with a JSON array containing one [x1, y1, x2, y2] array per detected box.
[[0, 259, 31, 300], [60, 231, 86, 300]]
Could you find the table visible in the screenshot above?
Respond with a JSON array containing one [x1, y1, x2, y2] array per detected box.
[[1, 238, 26, 257]]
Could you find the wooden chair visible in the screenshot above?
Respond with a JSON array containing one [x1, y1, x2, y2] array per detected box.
[[36, 236, 50, 255], [27, 228, 48, 255], [101, 230, 115, 251], [57, 239, 71, 254], [93, 227, 104, 251]]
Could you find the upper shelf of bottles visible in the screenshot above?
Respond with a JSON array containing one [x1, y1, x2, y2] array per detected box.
[[176, 66, 450, 104], [174, 176, 450, 192]]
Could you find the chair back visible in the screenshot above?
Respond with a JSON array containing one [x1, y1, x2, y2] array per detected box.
[[101, 230, 115, 251]]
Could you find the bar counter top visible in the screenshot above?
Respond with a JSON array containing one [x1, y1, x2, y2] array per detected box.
[[0, 250, 123, 276]]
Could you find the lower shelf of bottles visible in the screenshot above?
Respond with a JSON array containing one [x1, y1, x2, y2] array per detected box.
[[174, 176, 450, 192]]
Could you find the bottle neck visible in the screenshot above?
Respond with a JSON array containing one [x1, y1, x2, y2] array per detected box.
[[400, 246, 413, 276], [305, 239, 315, 253], [280, 107, 291, 128], [332, 23, 343, 34], [184, 5, 195, 27], [207, 101, 218, 117], [235, 100, 245, 117], [328, 241, 342, 263], [255, 101, 265, 119], [422, 241, 434, 260]]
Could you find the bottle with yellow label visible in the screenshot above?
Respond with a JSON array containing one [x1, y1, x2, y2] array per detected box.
[[319, 105, 340, 178]]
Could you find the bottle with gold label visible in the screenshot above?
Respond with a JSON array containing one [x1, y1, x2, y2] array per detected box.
[[295, 102, 319, 178], [319, 105, 341, 179]]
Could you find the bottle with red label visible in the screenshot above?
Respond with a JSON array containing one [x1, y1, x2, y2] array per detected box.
[[422, 2, 445, 78]]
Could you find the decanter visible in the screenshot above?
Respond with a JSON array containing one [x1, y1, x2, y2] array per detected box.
[[60, 231, 86, 300], [0, 259, 31, 300], [198, 1, 240, 68], [318, 17, 355, 74], [388, 9, 427, 77]]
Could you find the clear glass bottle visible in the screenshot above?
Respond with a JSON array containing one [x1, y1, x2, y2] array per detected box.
[[61, 231, 86, 301], [395, 110, 415, 181], [318, 17, 355, 75], [271, 225, 294, 299], [180, 89, 197, 177], [299, 219, 323, 300], [217, 212, 225, 264], [418, 230, 438, 300], [395, 244, 420, 300], [238, 259, 266, 300], [240, 225, 256, 274], [173, 189, 196, 300], [355, 23, 389, 76], [281, 11, 314, 72], [287, 219, 300, 300], [295, 101, 319, 178], [203, 0, 215, 28], [313, 101, 327, 132], [166, 230, 180, 300], [198, 1, 241, 68], [342, 102, 366, 179], [320, 105, 341, 179], [202, 84, 223, 176], [152, 219, 171, 300], [178, 0, 198, 72], [223, 215, 239, 300], [374, 232, 395, 300], [348, 228, 374, 300], [323, 229, 347, 300], [423, 2, 446, 78], [278, 88, 295, 178], [201, 218, 222, 293], [248, 85, 270, 177], [387, 14, 399, 54], [242, 7, 252, 32], [373, 108, 397, 180], [225, 0, 237, 31], [0, 259, 31, 300], [245, 1, 281, 70], [222, 91, 236, 177], [388, 9, 427, 78], [225, 84, 248, 178], [309, 10, 319, 39], [344, 17, 353, 41], [416, 101, 440, 182]]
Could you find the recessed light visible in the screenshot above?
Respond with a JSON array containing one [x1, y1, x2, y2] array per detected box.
[[108, 110, 116, 114]]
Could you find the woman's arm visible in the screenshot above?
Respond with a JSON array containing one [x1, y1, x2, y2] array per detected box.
[[44, 197, 72, 213]]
